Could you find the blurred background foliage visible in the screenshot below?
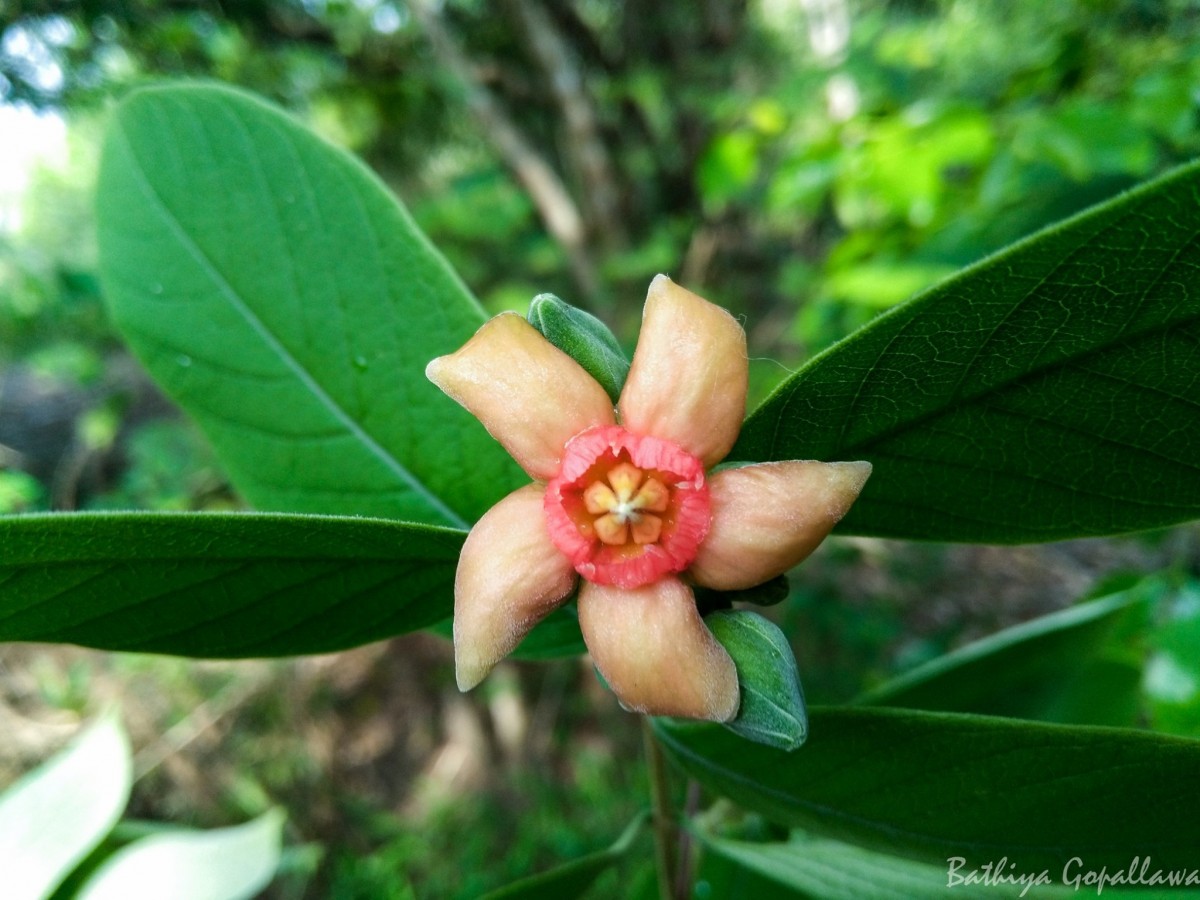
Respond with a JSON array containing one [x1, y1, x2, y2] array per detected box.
[[2, 1, 1200, 896]]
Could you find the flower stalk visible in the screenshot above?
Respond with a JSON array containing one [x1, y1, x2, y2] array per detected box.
[[642, 717, 678, 900]]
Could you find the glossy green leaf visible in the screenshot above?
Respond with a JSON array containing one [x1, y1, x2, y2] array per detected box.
[[479, 812, 646, 899], [735, 160, 1200, 541], [75, 810, 283, 900], [96, 83, 524, 528], [0, 716, 132, 900], [656, 707, 1200, 871], [0, 512, 461, 657], [857, 580, 1152, 724]]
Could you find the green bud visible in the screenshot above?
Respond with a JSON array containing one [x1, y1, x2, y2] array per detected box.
[[528, 293, 630, 403], [706, 610, 808, 752]]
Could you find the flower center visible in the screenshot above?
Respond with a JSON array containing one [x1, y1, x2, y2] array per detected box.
[[584, 462, 669, 546], [543, 425, 711, 589]]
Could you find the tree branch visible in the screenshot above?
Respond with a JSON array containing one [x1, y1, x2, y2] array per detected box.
[[408, 0, 599, 300], [505, 0, 627, 249]]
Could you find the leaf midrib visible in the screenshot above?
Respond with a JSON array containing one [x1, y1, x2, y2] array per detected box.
[[113, 114, 469, 529]]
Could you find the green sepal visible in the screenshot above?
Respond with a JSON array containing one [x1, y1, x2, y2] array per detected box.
[[706, 610, 808, 752], [528, 293, 630, 402]]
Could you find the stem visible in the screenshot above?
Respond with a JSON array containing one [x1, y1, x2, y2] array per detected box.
[[673, 780, 702, 899], [642, 717, 677, 900], [408, 0, 600, 301]]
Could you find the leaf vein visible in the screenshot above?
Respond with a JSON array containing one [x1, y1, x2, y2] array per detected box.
[[113, 121, 468, 529]]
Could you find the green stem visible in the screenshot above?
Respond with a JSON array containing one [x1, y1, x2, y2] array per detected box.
[[674, 779, 702, 898], [642, 717, 676, 900]]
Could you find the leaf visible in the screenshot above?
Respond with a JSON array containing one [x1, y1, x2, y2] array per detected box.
[[425, 603, 586, 660], [528, 294, 630, 403], [655, 707, 1200, 872], [706, 610, 808, 751], [699, 832, 1016, 899], [511, 605, 587, 660], [1146, 578, 1200, 736], [0, 716, 132, 900], [76, 810, 284, 900], [700, 831, 1200, 900], [0, 512, 461, 657], [856, 580, 1153, 725], [95, 83, 524, 528], [734, 160, 1200, 541], [479, 812, 646, 899], [694, 843, 806, 899]]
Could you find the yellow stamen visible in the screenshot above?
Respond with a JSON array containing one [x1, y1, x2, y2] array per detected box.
[[634, 477, 669, 512], [630, 515, 663, 544], [581, 462, 673, 549], [594, 513, 630, 545], [584, 481, 617, 515], [607, 462, 644, 501]]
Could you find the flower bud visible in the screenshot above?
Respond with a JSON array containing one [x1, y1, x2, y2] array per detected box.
[[705, 609, 808, 751], [528, 293, 630, 403]]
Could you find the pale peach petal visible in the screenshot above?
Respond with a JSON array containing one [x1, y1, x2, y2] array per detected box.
[[578, 577, 739, 721], [427, 313, 616, 480], [618, 275, 748, 467], [689, 461, 872, 591], [454, 484, 577, 690]]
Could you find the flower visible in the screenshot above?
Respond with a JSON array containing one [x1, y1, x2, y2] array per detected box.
[[426, 275, 871, 721]]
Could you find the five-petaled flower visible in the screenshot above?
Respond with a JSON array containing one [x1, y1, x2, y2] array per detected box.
[[426, 275, 871, 721]]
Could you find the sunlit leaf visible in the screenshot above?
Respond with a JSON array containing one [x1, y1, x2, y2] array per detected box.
[[0, 716, 132, 900], [75, 810, 284, 900], [96, 83, 524, 528]]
